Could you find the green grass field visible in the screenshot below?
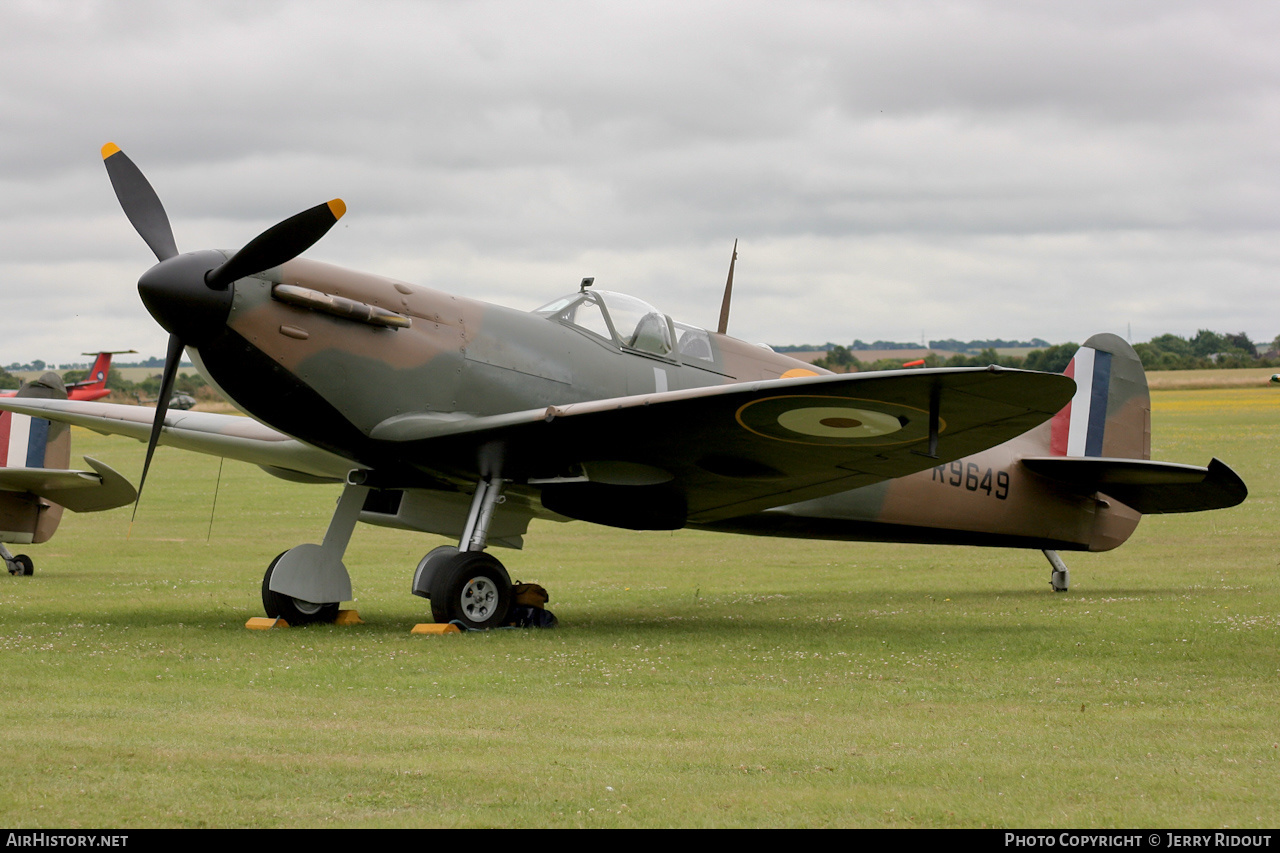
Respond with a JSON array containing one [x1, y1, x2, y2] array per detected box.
[[0, 388, 1276, 828], [1146, 367, 1277, 390]]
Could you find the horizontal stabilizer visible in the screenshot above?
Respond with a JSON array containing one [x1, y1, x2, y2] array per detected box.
[[0, 456, 137, 512], [1020, 456, 1247, 514]]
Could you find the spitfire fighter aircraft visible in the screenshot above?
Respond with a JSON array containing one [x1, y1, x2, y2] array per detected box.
[[0, 144, 1244, 626]]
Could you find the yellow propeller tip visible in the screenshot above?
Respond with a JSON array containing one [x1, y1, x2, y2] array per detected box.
[[328, 198, 347, 220], [101, 142, 121, 159]]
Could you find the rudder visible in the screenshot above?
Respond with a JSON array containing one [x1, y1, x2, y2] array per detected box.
[[1049, 333, 1150, 461], [0, 372, 70, 543]]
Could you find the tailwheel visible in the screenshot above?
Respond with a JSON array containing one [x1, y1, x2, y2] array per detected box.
[[429, 551, 513, 630], [1043, 549, 1070, 593], [261, 550, 340, 625]]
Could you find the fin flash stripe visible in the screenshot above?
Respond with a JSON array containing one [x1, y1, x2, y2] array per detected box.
[[0, 412, 50, 469], [1056, 347, 1113, 458]]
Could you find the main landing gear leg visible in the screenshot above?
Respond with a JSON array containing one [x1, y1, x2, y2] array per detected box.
[[411, 478, 514, 630], [1044, 549, 1070, 593], [262, 475, 370, 624]]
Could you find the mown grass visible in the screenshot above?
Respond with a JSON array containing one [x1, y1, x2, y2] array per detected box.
[[1146, 367, 1277, 390], [0, 387, 1276, 828]]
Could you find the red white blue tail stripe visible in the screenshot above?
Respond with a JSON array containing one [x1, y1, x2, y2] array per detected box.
[[1050, 345, 1113, 457], [0, 411, 50, 468]]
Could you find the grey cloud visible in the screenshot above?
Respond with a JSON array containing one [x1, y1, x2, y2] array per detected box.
[[1, 0, 1278, 363]]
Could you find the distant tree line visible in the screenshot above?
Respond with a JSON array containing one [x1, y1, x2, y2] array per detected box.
[[849, 340, 920, 351], [773, 337, 1052, 353], [771, 343, 840, 353], [811, 343, 1079, 374], [66, 368, 217, 402], [0, 356, 215, 401], [0, 365, 218, 402], [1131, 331, 1268, 370], [5, 356, 187, 373], [810, 331, 1280, 374], [928, 337, 1051, 352]]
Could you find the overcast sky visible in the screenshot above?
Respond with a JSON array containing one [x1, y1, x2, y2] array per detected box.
[[2, 0, 1278, 365]]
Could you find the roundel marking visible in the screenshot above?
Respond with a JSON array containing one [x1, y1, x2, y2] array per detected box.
[[735, 395, 945, 447], [776, 406, 904, 439]]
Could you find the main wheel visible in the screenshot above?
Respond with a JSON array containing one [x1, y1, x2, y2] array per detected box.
[[261, 551, 340, 625], [13, 555, 32, 576], [428, 551, 513, 630]]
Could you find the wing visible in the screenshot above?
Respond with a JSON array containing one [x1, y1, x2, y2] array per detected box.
[[0, 399, 354, 483], [374, 367, 1077, 525], [1019, 456, 1247, 514], [1, 368, 1075, 530], [0, 456, 137, 512]]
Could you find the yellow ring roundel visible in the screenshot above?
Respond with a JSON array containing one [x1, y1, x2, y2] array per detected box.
[[735, 395, 943, 447], [775, 406, 904, 439]]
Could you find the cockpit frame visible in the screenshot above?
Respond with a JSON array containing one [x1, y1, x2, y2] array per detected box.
[[534, 290, 716, 367]]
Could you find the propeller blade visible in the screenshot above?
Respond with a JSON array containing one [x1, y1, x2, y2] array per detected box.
[[101, 143, 179, 262], [132, 333, 185, 521], [205, 199, 346, 289]]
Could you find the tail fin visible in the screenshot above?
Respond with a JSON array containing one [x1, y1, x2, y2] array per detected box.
[[0, 373, 69, 543], [0, 374, 137, 545], [1049, 333, 1150, 460], [1027, 335, 1246, 522], [67, 350, 134, 401], [1, 372, 70, 472]]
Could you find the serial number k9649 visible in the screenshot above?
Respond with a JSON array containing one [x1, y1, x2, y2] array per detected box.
[[931, 461, 1010, 499]]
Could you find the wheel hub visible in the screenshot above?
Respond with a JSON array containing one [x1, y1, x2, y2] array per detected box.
[[291, 597, 324, 616], [460, 577, 500, 622]]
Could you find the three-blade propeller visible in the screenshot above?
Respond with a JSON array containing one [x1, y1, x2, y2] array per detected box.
[[100, 143, 345, 516]]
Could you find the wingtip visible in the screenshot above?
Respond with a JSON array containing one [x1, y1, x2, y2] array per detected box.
[[101, 142, 121, 160], [328, 198, 346, 220]]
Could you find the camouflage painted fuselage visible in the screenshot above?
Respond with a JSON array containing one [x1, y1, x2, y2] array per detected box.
[[192, 258, 821, 480], [700, 422, 1142, 552], [177, 258, 1145, 554]]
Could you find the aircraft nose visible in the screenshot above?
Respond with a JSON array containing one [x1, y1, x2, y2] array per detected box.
[[137, 250, 235, 346]]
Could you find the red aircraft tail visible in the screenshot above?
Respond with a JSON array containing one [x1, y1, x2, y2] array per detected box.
[[66, 350, 134, 401]]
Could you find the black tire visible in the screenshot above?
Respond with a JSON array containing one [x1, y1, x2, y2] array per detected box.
[[261, 551, 340, 625], [12, 555, 32, 576], [428, 551, 513, 630]]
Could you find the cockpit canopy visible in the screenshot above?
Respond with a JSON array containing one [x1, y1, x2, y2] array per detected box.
[[534, 290, 714, 362]]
